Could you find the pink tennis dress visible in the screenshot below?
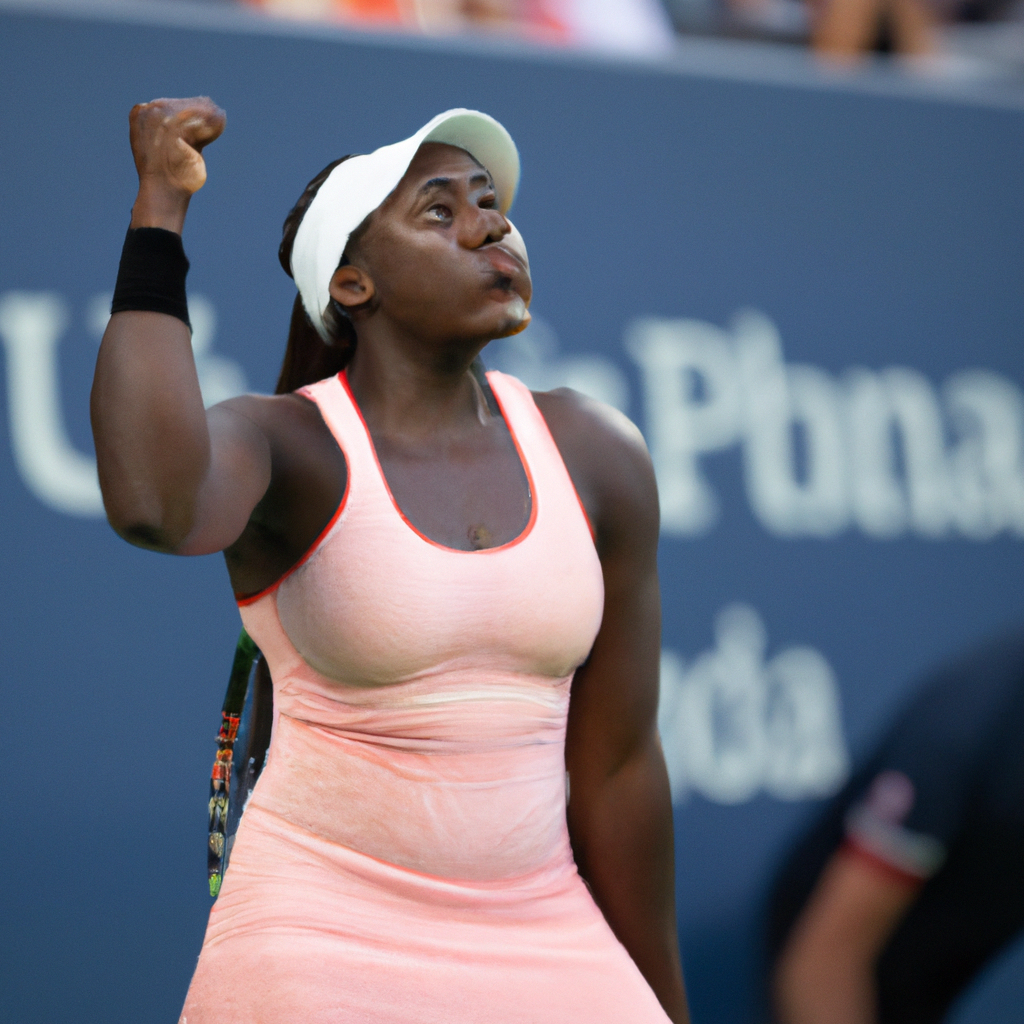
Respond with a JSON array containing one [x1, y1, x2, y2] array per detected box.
[[179, 370, 671, 1023]]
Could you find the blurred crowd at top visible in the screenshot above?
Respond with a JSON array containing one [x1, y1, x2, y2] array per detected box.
[[213, 0, 1024, 78]]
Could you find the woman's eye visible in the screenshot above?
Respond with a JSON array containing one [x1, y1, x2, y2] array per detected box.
[[428, 205, 452, 222]]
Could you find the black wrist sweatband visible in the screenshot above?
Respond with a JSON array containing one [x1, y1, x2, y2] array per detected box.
[[111, 227, 191, 329]]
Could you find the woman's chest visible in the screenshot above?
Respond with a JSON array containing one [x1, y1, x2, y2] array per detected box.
[[275, 511, 604, 688]]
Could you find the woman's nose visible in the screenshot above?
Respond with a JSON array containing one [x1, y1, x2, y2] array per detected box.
[[464, 206, 509, 248]]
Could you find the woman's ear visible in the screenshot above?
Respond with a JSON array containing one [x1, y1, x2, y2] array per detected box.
[[329, 264, 376, 314]]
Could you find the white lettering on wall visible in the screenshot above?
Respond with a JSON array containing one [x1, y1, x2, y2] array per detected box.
[[0, 292, 104, 516], [945, 370, 1024, 538], [629, 310, 1024, 540], [658, 604, 849, 804], [622, 317, 741, 534], [4, 292, 1022, 541], [486, 316, 631, 413], [0, 291, 247, 517], [735, 311, 848, 538]]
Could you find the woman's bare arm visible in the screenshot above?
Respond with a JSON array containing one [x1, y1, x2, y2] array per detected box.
[[538, 389, 690, 1024], [90, 98, 272, 554]]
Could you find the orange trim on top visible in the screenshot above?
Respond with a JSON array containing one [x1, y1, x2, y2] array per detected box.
[[571, 483, 597, 543], [234, 394, 351, 607], [339, 368, 538, 554]]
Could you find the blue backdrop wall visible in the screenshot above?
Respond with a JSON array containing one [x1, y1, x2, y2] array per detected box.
[[1, 4, 1023, 1022]]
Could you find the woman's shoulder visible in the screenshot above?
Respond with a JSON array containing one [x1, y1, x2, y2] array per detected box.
[[215, 387, 347, 598], [212, 389, 345, 494], [529, 386, 659, 551], [214, 388, 335, 441]]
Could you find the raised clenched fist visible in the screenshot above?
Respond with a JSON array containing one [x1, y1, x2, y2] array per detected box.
[[129, 97, 226, 198]]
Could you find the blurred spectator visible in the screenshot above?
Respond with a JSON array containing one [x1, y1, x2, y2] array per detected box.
[[806, 0, 1024, 61], [809, 0, 938, 60], [228, 0, 1024, 70], [666, 0, 941, 52], [662, 0, 1024, 73], [765, 628, 1024, 1024], [244, 0, 677, 54]]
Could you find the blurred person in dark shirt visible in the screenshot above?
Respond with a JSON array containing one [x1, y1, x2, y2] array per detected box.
[[766, 627, 1024, 1024]]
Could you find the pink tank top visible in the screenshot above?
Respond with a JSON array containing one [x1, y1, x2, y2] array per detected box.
[[236, 369, 604, 882]]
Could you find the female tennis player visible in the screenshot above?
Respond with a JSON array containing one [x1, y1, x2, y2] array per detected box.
[[91, 96, 688, 1024]]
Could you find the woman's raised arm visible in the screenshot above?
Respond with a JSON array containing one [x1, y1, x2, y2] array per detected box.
[[91, 98, 272, 555]]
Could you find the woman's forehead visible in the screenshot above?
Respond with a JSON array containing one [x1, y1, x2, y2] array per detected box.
[[400, 142, 491, 191]]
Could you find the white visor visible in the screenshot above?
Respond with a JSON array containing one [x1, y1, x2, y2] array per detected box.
[[291, 108, 520, 341]]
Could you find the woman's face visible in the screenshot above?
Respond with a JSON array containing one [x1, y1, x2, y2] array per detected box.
[[333, 142, 533, 348]]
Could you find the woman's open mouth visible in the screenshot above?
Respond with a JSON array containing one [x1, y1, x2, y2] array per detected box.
[[482, 245, 527, 282]]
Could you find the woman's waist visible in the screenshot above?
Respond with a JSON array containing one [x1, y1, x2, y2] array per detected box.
[[205, 803, 598, 955], [247, 713, 571, 881], [270, 667, 573, 748]]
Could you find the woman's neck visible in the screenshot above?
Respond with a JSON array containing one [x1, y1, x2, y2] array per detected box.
[[344, 331, 491, 443]]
